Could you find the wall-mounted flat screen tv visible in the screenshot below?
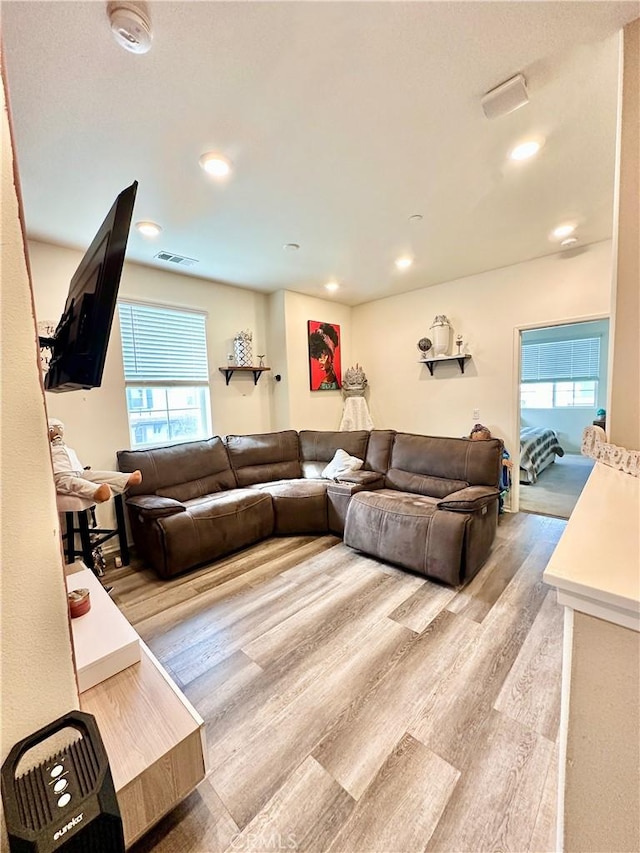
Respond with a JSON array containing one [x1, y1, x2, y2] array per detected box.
[[43, 180, 138, 392]]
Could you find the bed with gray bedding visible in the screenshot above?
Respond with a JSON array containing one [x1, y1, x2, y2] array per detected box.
[[520, 426, 565, 484]]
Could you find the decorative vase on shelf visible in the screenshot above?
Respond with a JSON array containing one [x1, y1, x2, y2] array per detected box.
[[430, 315, 452, 356], [233, 330, 253, 367]]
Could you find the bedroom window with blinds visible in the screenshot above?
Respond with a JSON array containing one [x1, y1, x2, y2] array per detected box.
[[118, 301, 211, 449], [520, 337, 600, 409]]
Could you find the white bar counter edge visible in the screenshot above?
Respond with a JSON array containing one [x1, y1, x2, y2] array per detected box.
[[543, 461, 640, 632], [66, 567, 141, 691]]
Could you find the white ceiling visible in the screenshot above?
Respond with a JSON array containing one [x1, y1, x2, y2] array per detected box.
[[2, 1, 638, 306]]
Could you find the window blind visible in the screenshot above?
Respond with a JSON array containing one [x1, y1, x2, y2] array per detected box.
[[521, 337, 601, 383], [118, 302, 209, 383]]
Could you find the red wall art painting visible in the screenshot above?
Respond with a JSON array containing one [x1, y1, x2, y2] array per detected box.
[[307, 321, 342, 391]]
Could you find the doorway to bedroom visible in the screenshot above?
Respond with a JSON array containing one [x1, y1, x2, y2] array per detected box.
[[518, 318, 609, 519]]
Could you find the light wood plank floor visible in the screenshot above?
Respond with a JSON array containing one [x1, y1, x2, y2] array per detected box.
[[107, 511, 566, 853]]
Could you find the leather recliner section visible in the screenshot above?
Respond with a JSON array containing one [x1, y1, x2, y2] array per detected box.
[[118, 429, 502, 583]]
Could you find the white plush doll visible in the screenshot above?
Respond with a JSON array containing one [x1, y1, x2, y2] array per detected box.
[[48, 418, 142, 502]]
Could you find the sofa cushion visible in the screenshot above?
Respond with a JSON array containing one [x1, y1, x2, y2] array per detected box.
[[364, 430, 396, 473], [299, 430, 369, 478], [385, 433, 502, 497], [302, 461, 327, 479], [117, 437, 236, 498], [386, 469, 469, 499], [321, 449, 364, 480], [344, 489, 467, 585], [154, 489, 274, 577], [225, 430, 301, 486], [248, 479, 329, 534]]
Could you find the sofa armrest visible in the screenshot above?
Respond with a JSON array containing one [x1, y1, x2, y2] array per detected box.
[[437, 486, 500, 513], [335, 471, 385, 488], [126, 494, 186, 519], [326, 481, 371, 498]]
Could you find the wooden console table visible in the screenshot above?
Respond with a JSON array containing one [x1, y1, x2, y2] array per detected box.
[[67, 567, 206, 848]]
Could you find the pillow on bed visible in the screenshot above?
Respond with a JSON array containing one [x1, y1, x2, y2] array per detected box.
[[321, 449, 364, 480]]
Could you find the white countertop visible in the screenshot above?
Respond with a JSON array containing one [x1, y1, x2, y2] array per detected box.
[[543, 462, 640, 631], [66, 568, 141, 691]]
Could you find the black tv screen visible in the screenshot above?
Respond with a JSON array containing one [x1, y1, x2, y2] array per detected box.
[[44, 181, 138, 392]]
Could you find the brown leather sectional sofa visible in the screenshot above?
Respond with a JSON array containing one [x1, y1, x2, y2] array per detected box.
[[117, 429, 503, 586]]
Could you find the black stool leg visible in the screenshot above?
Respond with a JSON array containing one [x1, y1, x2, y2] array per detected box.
[[114, 494, 130, 565], [64, 511, 74, 564], [78, 509, 94, 570]]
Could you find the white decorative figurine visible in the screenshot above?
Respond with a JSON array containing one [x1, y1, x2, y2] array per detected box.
[[342, 363, 368, 397], [339, 364, 373, 431], [48, 418, 142, 502], [581, 425, 639, 477]]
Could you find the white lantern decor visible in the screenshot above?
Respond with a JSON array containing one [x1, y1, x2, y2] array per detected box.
[[233, 330, 253, 367]]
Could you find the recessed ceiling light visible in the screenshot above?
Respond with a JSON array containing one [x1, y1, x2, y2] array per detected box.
[[135, 220, 162, 237], [509, 139, 543, 161], [552, 223, 576, 240], [560, 237, 578, 247], [283, 243, 300, 251], [408, 214, 423, 222], [199, 152, 233, 178], [395, 256, 413, 270], [325, 281, 340, 292]]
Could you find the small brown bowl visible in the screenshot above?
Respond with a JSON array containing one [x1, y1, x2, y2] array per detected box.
[[68, 587, 91, 618]]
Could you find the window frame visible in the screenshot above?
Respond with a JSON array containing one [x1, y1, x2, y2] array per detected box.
[[520, 334, 602, 411], [520, 379, 598, 410], [118, 300, 212, 450]]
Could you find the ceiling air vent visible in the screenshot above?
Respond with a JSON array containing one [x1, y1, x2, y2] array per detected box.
[[154, 251, 199, 267]]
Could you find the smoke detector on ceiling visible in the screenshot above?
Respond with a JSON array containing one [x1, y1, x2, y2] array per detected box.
[[107, 2, 152, 54]]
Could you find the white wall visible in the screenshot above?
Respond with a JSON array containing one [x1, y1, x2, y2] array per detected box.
[[278, 290, 354, 431], [352, 240, 613, 461], [609, 20, 640, 451], [267, 290, 290, 431], [1, 66, 78, 774], [28, 239, 273, 461], [27, 239, 613, 457]]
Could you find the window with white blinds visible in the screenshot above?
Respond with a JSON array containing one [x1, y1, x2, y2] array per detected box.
[[119, 302, 209, 383], [521, 338, 601, 383], [118, 301, 211, 449], [520, 336, 601, 410]]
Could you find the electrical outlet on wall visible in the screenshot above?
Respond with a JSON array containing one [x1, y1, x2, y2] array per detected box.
[[473, 409, 480, 420]]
